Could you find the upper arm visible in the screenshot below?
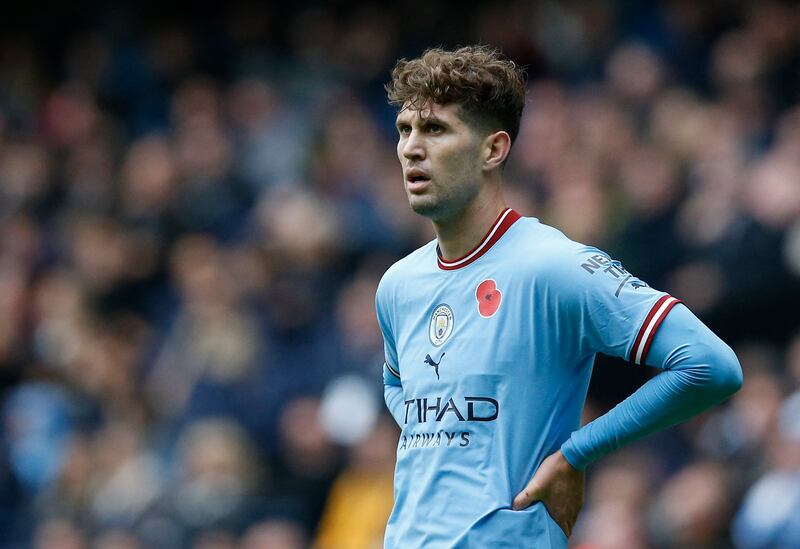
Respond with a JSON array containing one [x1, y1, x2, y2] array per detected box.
[[646, 303, 743, 393], [548, 245, 680, 365], [376, 274, 401, 385]]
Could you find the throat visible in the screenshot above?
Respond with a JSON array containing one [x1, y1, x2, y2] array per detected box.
[[435, 201, 509, 261]]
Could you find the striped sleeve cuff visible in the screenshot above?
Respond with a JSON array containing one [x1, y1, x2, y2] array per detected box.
[[384, 361, 401, 379], [629, 295, 681, 366]]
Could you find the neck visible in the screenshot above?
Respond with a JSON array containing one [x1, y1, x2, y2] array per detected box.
[[433, 188, 508, 261]]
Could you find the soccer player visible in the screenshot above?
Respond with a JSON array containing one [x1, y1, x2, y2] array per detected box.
[[376, 46, 743, 548]]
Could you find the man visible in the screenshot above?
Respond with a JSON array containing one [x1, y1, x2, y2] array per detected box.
[[376, 45, 742, 548]]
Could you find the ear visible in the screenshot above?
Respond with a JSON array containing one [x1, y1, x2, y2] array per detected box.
[[482, 131, 512, 171]]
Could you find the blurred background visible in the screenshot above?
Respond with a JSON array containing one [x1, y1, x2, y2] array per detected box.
[[0, 0, 799, 547]]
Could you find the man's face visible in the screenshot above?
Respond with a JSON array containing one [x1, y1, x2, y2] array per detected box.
[[395, 102, 485, 221]]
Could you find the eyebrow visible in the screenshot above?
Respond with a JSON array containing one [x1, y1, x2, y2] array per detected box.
[[420, 116, 446, 126], [395, 115, 448, 127]]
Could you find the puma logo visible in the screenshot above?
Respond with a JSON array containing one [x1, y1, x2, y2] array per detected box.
[[424, 352, 446, 380]]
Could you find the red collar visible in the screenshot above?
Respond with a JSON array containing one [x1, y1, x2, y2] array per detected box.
[[436, 208, 522, 270]]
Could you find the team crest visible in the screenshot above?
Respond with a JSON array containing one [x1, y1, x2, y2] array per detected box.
[[429, 304, 454, 346]]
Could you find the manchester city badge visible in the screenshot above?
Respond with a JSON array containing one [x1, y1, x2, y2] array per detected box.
[[429, 303, 454, 346]]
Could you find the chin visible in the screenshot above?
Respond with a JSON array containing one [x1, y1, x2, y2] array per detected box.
[[409, 198, 441, 218]]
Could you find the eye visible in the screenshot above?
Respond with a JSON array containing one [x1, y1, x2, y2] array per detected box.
[[426, 123, 443, 134], [397, 124, 411, 136]]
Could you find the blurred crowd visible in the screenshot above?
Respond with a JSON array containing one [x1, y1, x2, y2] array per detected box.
[[1, 1, 800, 547]]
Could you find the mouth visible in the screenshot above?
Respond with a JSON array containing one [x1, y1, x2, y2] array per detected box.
[[406, 170, 432, 193]]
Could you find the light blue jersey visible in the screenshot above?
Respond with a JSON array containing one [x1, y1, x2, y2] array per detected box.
[[377, 209, 689, 548]]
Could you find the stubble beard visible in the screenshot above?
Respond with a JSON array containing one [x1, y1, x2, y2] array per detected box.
[[407, 178, 481, 224]]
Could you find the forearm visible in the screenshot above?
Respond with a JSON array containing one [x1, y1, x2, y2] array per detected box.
[[384, 383, 405, 426], [561, 305, 743, 470], [383, 364, 405, 427]]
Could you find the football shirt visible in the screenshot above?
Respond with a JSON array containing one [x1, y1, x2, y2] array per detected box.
[[377, 208, 679, 548]]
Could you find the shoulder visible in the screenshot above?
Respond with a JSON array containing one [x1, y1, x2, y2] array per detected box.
[[380, 238, 437, 283], [510, 217, 600, 274], [509, 218, 641, 308], [376, 239, 437, 302]]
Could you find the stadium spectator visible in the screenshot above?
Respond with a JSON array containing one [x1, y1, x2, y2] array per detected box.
[[0, 1, 798, 546]]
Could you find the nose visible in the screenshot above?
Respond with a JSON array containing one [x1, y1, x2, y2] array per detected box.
[[401, 129, 425, 161]]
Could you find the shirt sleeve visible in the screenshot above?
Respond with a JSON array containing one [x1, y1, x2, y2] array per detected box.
[[560, 302, 743, 469], [554, 245, 681, 365], [541, 244, 741, 469], [376, 275, 404, 426]]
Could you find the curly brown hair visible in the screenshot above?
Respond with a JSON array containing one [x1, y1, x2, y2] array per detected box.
[[386, 45, 526, 143]]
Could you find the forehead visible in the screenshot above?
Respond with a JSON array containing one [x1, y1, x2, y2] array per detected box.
[[395, 102, 464, 125]]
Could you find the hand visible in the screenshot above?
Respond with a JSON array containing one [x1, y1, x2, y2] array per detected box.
[[512, 449, 585, 538]]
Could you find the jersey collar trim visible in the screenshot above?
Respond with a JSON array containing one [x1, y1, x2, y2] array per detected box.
[[436, 208, 522, 271]]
